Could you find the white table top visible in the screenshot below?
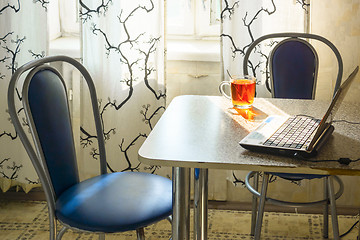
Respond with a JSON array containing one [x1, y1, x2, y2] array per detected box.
[[138, 95, 360, 176]]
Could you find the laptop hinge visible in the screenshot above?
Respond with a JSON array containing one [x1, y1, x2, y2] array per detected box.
[[306, 124, 334, 154]]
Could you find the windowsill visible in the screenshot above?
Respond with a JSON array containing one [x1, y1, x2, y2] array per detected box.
[[167, 39, 220, 62], [49, 36, 80, 58]]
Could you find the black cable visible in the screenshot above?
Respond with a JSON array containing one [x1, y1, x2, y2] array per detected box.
[[293, 156, 360, 165], [293, 114, 360, 237], [340, 219, 359, 238], [333, 119, 360, 125], [293, 150, 360, 165]]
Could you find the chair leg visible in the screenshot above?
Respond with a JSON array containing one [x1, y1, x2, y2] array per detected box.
[[254, 172, 269, 240], [250, 172, 259, 236], [328, 176, 340, 240], [98, 233, 105, 240], [323, 177, 329, 239], [49, 213, 57, 240], [358, 209, 360, 240], [56, 226, 69, 240], [136, 227, 145, 240]]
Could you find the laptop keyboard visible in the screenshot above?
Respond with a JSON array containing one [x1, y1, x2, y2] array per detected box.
[[263, 116, 320, 149]]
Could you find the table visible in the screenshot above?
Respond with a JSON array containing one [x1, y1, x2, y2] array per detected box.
[[138, 95, 360, 240]]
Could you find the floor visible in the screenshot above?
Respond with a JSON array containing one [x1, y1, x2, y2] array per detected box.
[[0, 200, 358, 240]]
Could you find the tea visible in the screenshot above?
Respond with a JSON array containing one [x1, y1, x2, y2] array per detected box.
[[230, 79, 256, 109], [219, 75, 256, 110]]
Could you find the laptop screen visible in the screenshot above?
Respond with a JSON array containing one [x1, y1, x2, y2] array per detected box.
[[308, 66, 359, 150]]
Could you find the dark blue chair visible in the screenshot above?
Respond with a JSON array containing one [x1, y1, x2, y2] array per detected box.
[[242, 33, 344, 240], [7, 56, 172, 240]]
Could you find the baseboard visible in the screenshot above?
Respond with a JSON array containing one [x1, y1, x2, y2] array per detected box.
[[1, 190, 358, 216], [0, 187, 46, 201], [208, 200, 360, 216]]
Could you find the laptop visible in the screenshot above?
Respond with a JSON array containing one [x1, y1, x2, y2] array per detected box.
[[239, 66, 359, 158]]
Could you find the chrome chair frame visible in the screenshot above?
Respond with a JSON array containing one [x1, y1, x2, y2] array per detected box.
[[8, 56, 172, 240], [242, 33, 344, 240], [243, 32, 343, 96]]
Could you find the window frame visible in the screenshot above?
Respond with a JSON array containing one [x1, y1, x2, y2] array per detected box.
[[48, 0, 79, 41], [167, 0, 220, 40]]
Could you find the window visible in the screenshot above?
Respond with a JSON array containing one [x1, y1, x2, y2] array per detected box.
[[167, 0, 221, 39], [49, 0, 220, 40], [48, 0, 80, 40], [48, 0, 80, 57], [47, 0, 221, 60]]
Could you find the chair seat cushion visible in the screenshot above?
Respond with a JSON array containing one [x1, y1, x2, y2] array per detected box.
[[269, 172, 327, 181], [55, 172, 172, 233]]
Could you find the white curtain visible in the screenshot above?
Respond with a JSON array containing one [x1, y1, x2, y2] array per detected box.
[[0, 1, 47, 192], [220, 0, 310, 201], [79, 0, 168, 179]]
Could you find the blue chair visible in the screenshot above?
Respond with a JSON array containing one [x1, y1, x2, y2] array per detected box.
[[242, 33, 344, 240], [7, 56, 172, 240]]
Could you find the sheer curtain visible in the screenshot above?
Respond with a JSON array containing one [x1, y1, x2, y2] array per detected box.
[[220, 0, 310, 201], [0, 1, 47, 192], [79, 0, 168, 179]]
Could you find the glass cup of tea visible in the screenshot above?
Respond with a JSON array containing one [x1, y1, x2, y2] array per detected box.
[[219, 75, 256, 109]]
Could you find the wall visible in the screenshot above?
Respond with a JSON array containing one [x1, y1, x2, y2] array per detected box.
[[310, 0, 360, 207], [312, 0, 360, 102], [165, 39, 222, 105], [166, 60, 221, 105]]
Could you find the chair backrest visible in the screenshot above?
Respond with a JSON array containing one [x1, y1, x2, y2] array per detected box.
[[8, 56, 107, 212], [270, 38, 318, 99], [243, 33, 343, 98], [23, 65, 79, 197]]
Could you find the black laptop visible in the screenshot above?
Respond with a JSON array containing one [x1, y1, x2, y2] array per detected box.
[[239, 66, 359, 158]]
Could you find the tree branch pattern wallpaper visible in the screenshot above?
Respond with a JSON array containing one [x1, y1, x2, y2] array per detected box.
[[0, 1, 47, 192], [79, 0, 167, 178]]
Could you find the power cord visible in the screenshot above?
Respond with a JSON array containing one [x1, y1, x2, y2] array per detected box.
[[328, 117, 360, 165], [294, 156, 360, 165], [294, 114, 360, 238], [333, 119, 360, 125], [340, 219, 359, 238]]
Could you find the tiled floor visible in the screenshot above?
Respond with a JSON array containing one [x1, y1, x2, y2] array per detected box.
[[0, 200, 358, 239]]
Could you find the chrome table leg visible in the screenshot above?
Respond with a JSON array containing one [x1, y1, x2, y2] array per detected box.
[[172, 167, 191, 240], [328, 176, 340, 240], [323, 177, 329, 238], [194, 168, 208, 240], [254, 173, 269, 240], [250, 172, 259, 236]]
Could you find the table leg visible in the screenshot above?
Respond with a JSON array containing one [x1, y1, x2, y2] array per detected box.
[[250, 172, 259, 236], [172, 167, 191, 240], [358, 210, 360, 239], [254, 172, 269, 240], [323, 177, 329, 239], [194, 168, 208, 240], [328, 176, 340, 240]]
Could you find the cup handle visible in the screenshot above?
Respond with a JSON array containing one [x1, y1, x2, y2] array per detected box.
[[219, 81, 231, 100]]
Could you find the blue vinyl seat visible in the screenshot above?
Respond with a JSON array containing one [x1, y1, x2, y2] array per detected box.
[[242, 33, 344, 240], [7, 56, 172, 240]]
